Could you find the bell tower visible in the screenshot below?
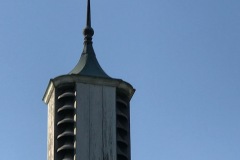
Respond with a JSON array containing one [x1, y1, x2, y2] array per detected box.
[[43, 1, 135, 160]]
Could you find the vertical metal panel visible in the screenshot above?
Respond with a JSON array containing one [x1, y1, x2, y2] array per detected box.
[[47, 89, 55, 160], [76, 83, 90, 160], [76, 83, 116, 160], [89, 85, 103, 160], [103, 87, 116, 160]]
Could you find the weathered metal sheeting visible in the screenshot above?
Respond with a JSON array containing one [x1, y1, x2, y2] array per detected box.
[[75, 83, 116, 160]]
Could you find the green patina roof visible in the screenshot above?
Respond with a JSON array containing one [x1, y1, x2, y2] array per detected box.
[[69, 0, 110, 78]]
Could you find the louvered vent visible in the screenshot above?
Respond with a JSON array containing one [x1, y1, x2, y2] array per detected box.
[[116, 97, 130, 160], [56, 88, 75, 160]]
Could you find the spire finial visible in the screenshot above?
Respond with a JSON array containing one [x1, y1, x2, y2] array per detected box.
[[86, 0, 91, 27], [83, 0, 94, 44]]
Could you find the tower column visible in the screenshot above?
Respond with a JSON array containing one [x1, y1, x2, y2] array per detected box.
[[44, 76, 134, 160]]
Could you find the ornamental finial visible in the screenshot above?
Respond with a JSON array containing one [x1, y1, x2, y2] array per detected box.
[[83, 0, 94, 44]]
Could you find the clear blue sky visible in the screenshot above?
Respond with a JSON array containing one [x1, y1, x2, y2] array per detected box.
[[0, 0, 240, 160]]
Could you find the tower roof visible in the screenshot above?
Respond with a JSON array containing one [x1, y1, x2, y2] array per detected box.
[[69, 0, 109, 78]]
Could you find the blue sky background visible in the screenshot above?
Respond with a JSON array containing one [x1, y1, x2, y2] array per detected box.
[[0, 0, 240, 160]]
